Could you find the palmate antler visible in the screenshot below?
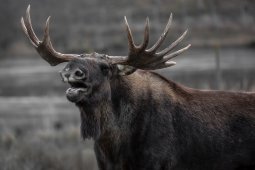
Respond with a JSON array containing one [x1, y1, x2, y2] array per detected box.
[[21, 5, 190, 72], [111, 15, 191, 70], [21, 5, 79, 66]]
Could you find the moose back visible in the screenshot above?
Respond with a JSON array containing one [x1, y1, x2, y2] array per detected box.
[[21, 5, 255, 170]]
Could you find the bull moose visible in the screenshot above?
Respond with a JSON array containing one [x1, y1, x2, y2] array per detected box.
[[21, 5, 255, 170]]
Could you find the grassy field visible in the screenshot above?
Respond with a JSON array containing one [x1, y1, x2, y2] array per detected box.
[[0, 97, 98, 170], [0, 47, 254, 170], [0, 59, 99, 169]]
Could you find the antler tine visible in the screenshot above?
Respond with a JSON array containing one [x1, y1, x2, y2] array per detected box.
[[42, 16, 68, 58], [21, 5, 79, 66], [124, 16, 136, 51], [162, 44, 191, 61], [150, 44, 191, 68], [21, 18, 37, 47], [147, 13, 172, 53], [43, 16, 52, 44], [21, 5, 40, 47], [157, 29, 188, 56], [139, 17, 150, 50], [109, 14, 191, 71], [149, 61, 176, 70]]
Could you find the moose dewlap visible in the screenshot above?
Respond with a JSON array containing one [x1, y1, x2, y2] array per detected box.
[[21, 5, 255, 170]]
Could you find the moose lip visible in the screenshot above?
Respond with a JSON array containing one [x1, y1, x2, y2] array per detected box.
[[65, 82, 91, 102], [66, 87, 89, 94], [66, 87, 90, 103], [66, 82, 91, 95], [68, 82, 90, 93]]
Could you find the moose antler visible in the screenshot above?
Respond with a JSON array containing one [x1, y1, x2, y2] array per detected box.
[[21, 5, 79, 66], [21, 5, 190, 70], [109, 15, 191, 70]]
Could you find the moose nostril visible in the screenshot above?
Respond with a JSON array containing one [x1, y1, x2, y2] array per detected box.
[[74, 69, 85, 79], [65, 73, 70, 78]]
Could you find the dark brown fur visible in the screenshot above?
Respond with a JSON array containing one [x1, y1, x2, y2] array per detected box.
[[66, 60, 255, 170]]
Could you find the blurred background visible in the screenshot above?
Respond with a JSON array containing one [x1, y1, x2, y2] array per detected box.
[[0, 0, 255, 169]]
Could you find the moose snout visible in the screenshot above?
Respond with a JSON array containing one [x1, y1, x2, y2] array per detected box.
[[60, 68, 87, 82]]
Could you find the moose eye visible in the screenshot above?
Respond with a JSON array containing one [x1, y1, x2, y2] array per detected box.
[[100, 64, 110, 75], [100, 64, 109, 70]]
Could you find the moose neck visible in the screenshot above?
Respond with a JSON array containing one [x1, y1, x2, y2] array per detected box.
[[108, 70, 189, 137], [75, 71, 144, 141], [76, 70, 190, 141], [76, 84, 116, 140]]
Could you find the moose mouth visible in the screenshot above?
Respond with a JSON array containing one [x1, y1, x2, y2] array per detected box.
[[66, 82, 91, 103]]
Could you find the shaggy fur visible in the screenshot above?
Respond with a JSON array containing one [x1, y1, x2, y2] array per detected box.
[[59, 57, 255, 170]]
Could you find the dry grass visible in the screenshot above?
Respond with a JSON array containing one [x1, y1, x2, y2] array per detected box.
[[0, 124, 98, 170]]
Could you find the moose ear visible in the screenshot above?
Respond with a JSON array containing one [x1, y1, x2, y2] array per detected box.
[[116, 64, 136, 76]]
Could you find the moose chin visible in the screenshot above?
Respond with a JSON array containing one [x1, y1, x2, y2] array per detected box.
[[21, 5, 255, 170]]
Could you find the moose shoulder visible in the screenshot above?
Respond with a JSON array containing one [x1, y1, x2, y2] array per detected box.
[[21, 5, 255, 170]]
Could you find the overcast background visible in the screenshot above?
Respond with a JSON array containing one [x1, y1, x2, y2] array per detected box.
[[0, 0, 255, 170]]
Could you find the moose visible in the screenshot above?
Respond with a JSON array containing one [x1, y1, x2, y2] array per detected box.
[[21, 5, 255, 170]]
